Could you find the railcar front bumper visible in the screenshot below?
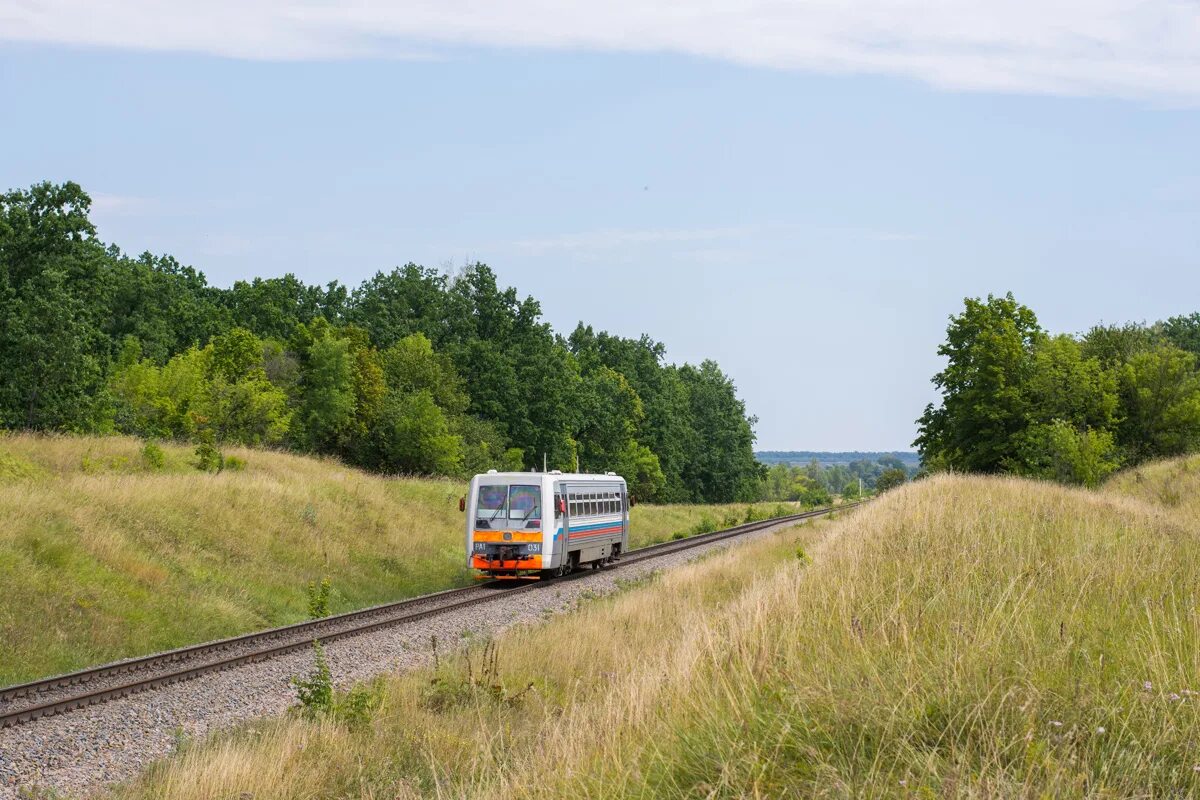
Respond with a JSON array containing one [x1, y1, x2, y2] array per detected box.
[[472, 553, 543, 579]]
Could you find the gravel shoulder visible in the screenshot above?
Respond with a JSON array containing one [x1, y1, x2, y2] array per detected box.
[[0, 518, 809, 799]]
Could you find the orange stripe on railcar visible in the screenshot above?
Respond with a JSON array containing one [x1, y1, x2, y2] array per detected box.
[[472, 530, 543, 543]]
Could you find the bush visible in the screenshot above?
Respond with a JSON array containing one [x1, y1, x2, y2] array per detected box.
[[1013, 420, 1120, 488], [140, 439, 165, 471], [335, 682, 381, 729], [194, 441, 224, 473], [223, 454, 246, 472]]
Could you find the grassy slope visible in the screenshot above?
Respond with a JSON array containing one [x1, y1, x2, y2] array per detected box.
[[115, 459, 1200, 799], [0, 434, 795, 685]]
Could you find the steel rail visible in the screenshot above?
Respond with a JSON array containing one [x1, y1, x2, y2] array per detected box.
[[0, 502, 860, 728]]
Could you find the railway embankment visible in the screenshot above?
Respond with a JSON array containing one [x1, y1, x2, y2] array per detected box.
[[0, 511, 831, 797], [0, 433, 805, 685], [79, 459, 1200, 798]]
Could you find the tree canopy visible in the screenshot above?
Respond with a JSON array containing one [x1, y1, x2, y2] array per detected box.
[[0, 181, 762, 502], [916, 293, 1200, 486]]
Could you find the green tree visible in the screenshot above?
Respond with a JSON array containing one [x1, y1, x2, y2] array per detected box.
[[298, 332, 357, 452], [678, 360, 761, 502], [1025, 335, 1118, 431], [1116, 346, 1200, 462], [369, 390, 463, 475], [576, 367, 643, 473], [915, 293, 1043, 472], [1162, 313, 1200, 359], [0, 267, 108, 430], [1080, 322, 1161, 370], [875, 467, 907, 493]]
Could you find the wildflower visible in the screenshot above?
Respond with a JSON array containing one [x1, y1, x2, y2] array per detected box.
[[1171, 693, 1183, 702], [1050, 720, 1063, 728], [1144, 681, 1153, 691], [1193, 765, 1200, 773], [1097, 727, 1106, 734], [899, 780, 908, 787]]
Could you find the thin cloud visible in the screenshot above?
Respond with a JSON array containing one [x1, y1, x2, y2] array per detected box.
[[2, 1, 1199, 100], [511, 225, 758, 255]]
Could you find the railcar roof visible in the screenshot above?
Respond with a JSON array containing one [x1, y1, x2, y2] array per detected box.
[[472, 472, 626, 482]]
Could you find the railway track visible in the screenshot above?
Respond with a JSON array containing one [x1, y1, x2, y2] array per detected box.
[[0, 503, 858, 729]]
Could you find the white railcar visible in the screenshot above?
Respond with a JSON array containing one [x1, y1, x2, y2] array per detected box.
[[463, 470, 629, 579]]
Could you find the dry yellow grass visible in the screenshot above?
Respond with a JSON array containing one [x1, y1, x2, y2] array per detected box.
[[111, 459, 1200, 799], [0, 433, 792, 685]]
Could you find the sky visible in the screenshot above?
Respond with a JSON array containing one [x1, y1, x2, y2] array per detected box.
[[2, 1, 1199, 451]]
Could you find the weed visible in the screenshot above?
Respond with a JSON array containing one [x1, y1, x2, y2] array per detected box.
[[170, 724, 192, 753], [423, 640, 534, 712], [306, 577, 332, 619], [291, 640, 333, 718], [614, 570, 661, 594]]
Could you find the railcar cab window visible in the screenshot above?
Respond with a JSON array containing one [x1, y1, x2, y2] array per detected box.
[[474, 484, 542, 529]]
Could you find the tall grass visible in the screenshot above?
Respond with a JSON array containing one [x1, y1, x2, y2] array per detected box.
[[112, 460, 1200, 798], [0, 434, 789, 685]]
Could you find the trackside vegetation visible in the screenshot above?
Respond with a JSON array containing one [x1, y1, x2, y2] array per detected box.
[[917, 292, 1200, 486], [107, 460, 1200, 798], [0, 181, 761, 503], [0, 434, 804, 685]]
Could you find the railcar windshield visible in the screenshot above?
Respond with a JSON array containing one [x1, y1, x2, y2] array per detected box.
[[474, 484, 542, 527]]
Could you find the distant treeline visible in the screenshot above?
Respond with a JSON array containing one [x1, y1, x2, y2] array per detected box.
[[759, 455, 912, 504], [0, 181, 762, 502], [757, 451, 920, 468], [917, 293, 1200, 486]]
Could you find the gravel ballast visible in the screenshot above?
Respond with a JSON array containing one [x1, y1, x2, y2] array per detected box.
[[0, 519, 810, 799]]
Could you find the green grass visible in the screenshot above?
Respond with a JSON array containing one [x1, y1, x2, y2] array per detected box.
[[0, 433, 793, 686], [109, 457, 1200, 799]]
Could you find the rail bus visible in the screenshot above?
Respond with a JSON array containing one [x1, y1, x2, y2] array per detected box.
[[462, 470, 629, 580]]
